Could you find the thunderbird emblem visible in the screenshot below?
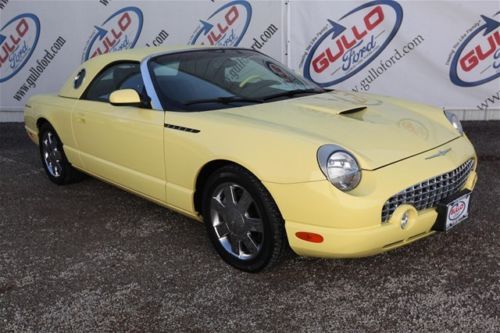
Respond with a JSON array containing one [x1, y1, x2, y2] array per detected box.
[[426, 148, 452, 160]]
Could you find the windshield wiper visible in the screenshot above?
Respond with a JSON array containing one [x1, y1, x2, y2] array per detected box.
[[262, 88, 325, 101], [184, 96, 264, 106]]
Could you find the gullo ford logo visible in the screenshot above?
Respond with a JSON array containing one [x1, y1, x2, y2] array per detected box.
[[82, 7, 143, 62], [449, 13, 500, 87], [189, 0, 252, 47], [0, 13, 40, 83], [303, 0, 403, 87], [448, 200, 466, 221]]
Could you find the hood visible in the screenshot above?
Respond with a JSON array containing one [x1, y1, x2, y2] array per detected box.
[[217, 91, 460, 170]]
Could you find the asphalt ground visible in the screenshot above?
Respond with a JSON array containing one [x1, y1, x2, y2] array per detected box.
[[0, 121, 499, 332]]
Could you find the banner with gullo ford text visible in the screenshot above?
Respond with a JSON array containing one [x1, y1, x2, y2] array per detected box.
[[0, 0, 284, 120], [289, 0, 499, 119], [0, 0, 498, 122]]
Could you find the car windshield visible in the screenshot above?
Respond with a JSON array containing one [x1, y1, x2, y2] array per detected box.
[[149, 49, 325, 111]]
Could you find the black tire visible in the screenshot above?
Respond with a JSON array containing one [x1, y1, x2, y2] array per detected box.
[[39, 123, 84, 185], [202, 164, 287, 272]]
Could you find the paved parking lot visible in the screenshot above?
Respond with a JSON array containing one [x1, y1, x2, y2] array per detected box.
[[1, 121, 499, 332]]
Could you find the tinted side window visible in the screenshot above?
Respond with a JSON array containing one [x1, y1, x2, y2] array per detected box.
[[84, 62, 144, 102]]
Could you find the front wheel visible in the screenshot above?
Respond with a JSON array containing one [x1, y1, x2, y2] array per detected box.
[[39, 123, 83, 185], [202, 165, 287, 272]]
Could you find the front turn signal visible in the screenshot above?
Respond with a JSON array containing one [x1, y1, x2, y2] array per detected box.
[[296, 232, 324, 243]]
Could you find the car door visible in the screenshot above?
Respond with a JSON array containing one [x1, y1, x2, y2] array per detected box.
[[71, 62, 166, 202]]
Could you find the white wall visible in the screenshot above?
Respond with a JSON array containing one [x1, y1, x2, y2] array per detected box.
[[1, 0, 498, 122]]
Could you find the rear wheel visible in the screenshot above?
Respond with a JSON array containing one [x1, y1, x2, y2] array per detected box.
[[39, 123, 83, 185], [202, 165, 286, 272]]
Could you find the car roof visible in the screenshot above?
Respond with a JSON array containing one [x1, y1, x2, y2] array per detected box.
[[58, 45, 207, 99], [88, 45, 206, 63]]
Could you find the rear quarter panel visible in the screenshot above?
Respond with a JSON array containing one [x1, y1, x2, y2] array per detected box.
[[24, 94, 79, 165]]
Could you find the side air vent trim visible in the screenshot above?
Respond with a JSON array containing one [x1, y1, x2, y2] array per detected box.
[[164, 123, 200, 133]]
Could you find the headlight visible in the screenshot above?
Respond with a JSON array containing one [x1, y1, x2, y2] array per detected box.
[[317, 145, 361, 191], [444, 111, 464, 135]]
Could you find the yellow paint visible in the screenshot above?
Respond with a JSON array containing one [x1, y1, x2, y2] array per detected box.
[[109, 89, 141, 105], [24, 46, 478, 259]]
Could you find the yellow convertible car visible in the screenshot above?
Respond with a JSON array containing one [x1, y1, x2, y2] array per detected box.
[[24, 46, 477, 272]]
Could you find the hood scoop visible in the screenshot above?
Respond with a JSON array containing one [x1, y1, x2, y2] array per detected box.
[[338, 106, 367, 115], [293, 102, 368, 116], [339, 106, 369, 121], [338, 106, 369, 122]]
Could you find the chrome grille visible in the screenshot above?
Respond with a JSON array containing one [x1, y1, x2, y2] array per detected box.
[[381, 159, 474, 223]]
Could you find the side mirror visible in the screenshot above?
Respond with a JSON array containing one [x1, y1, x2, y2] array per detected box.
[[109, 89, 143, 107]]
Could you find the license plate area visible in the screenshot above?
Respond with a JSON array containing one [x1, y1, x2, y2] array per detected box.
[[433, 190, 471, 232]]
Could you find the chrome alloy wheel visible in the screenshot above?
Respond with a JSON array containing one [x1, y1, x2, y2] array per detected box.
[[41, 131, 63, 178], [210, 182, 264, 260]]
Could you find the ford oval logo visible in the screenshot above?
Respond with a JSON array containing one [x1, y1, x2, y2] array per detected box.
[[303, 0, 403, 87], [449, 13, 500, 87], [0, 13, 40, 83], [189, 0, 252, 47], [82, 6, 143, 62]]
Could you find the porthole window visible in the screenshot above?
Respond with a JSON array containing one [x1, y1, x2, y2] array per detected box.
[[73, 69, 86, 89]]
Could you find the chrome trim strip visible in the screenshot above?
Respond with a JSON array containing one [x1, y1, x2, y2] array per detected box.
[[425, 148, 452, 160], [140, 58, 163, 111]]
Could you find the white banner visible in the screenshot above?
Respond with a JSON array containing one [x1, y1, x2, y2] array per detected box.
[[0, 0, 498, 121], [0, 0, 285, 116], [289, 0, 500, 119]]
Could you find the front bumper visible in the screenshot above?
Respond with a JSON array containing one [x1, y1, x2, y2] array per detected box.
[[25, 125, 39, 145], [264, 136, 477, 258]]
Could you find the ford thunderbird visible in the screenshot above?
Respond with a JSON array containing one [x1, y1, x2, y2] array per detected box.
[[24, 46, 478, 272]]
